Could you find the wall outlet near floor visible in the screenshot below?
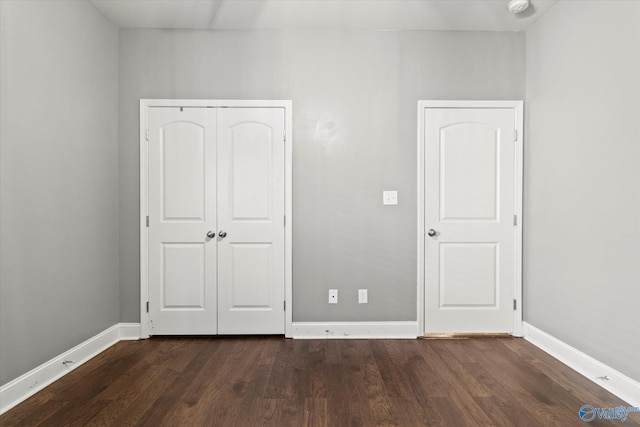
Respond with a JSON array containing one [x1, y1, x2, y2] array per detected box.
[[329, 289, 338, 304], [358, 289, 368, 304]]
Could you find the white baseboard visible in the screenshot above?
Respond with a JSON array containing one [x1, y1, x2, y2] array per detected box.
[[292, 321, 418, 339], [0, 323, 141, 415], [118, 323, 141, 340], [523, 322, 640, 407]]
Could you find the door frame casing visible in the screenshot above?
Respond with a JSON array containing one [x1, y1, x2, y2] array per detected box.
[[416, 100, 524, 337], [139, 99, 293, 338]]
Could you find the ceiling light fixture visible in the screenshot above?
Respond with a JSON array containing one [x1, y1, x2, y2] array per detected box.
[[508, 0, 530, 14]]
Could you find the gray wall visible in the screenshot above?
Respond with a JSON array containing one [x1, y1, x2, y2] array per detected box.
[[0, 1, 119, 385], [525, 1, 640, 382], [118, 29, 525, 322]]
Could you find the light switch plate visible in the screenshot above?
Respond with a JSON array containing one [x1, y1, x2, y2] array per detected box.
[[383, 190, 398, 205]]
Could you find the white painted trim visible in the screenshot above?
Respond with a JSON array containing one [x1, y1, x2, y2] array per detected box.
[[118, 323, 142, 340], [140, 99, 290, 109], [523, 322, 640, 407], [140, 100, 149, 338], [139, 99, 293, 339], [416, 100, 524, 337], [291, 322, 418, 339], [417, 103, 425, 336], [512, 102, 524, 337], [0, 323, 141, 415], [284, 103, 293, 338]]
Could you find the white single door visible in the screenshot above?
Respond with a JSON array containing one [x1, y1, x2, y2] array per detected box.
[[216, 108, 286, 334], [424, 107, 516, 333], [148, 107, 218, 334]]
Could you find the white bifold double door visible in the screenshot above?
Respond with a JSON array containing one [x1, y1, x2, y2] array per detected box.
[[146, 106, 286, 335]]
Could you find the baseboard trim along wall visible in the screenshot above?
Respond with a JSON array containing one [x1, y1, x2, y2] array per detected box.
[[291, 321, 418, 339], [0, 323, 141, 415], [523, 322, 640, 407]]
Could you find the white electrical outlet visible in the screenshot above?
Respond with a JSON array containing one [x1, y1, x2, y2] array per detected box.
[[329, 289, 338, 304], [358, 289, 368, 304], [383, 190, 398, 205]]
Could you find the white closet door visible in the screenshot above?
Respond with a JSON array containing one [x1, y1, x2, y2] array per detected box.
[[216, 108, 286, 334], [148, 107, 218, 334]]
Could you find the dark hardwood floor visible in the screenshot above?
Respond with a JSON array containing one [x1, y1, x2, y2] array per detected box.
[[1, 337, 637, 426]]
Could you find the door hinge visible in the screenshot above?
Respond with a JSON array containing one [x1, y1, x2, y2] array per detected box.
[[146, 216, 150, 227], [513, 214, 517, 226], [284, 300, 286, 311], [513, 299, 517, 310], [145, 129, 149, 141], [514, 130, 517, 142], [146, 301, 149, 313], [284, 215, 286, 227]]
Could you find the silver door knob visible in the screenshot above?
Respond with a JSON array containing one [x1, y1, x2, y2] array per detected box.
[[427, 229, 437, 237], [206, 231, 215, 239], [218, 231, 227, 238]]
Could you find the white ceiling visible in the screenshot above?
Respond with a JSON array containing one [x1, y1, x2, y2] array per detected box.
[[90, 0, 558, 32]]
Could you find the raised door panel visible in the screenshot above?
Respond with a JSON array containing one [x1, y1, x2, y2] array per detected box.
[[230, 123, 273, 220], [229, 243, 273, 308], [160, 123, 205, 222], [440, 124, 498, 221], [439, 243, 498, 308], [161, 243, 205, 309]]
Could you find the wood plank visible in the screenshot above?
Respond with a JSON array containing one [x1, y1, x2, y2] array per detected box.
[[428, 340, 492, 398], [369, 340, 416, 398], [304, 397, 328, 427]]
